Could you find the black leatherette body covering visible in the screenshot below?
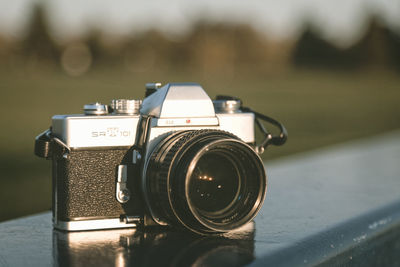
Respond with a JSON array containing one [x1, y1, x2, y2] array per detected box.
[[53, 147, 144, 221]]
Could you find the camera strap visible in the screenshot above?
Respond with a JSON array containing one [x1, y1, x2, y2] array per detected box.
[[34, 129, 53, 159], [215, 94, 287, 154], [241, 107, 288, 154], [34, 128, 70, 159]]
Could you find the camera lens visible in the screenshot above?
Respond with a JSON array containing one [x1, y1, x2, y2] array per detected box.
[[144, 130, 266, 234], [189, 151, 240, 214]]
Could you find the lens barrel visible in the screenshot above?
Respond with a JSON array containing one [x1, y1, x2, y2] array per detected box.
[[145, 130, 266, 234]]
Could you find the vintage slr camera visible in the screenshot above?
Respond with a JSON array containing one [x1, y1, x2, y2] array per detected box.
[[35, 83, 287, 234]]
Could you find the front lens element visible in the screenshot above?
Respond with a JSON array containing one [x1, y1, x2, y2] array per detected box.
[[189, 151, 240, 214]]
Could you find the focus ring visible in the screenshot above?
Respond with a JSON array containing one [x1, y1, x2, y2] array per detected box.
[[147, 130, 239, 228]]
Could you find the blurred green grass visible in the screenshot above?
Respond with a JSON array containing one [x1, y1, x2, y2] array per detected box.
[[1, 68, 399, 222]]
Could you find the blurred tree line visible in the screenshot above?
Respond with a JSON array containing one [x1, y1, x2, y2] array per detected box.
[[0, 3, 399, 75], [293, 19, 400, 70]]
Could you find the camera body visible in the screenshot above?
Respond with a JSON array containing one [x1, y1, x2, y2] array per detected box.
[[36, 83, 286, 234]]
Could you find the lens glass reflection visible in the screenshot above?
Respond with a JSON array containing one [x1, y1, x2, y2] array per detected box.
[[189, 152, 240, 214]]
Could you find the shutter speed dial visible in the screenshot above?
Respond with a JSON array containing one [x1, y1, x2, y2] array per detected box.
[[111, 99, 142, 115]]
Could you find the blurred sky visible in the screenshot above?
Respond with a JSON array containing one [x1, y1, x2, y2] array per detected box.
[[0, 0, 399, 45]]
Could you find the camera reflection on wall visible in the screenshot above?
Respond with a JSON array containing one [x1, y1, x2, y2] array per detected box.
[[53, 222, 255, 267]]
